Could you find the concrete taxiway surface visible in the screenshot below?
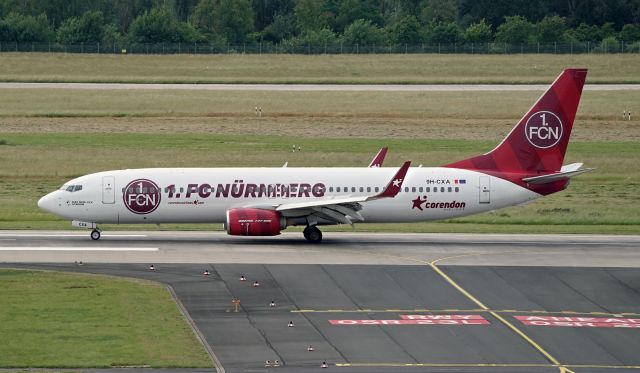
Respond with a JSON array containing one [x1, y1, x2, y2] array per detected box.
[[2, 231, 640, 372], [0, 82, 638, 91]]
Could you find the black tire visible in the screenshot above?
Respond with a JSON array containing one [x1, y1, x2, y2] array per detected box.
[[305, 227, 322, 243], [303, 226, 310, 240], [90, 230, 101, 240]]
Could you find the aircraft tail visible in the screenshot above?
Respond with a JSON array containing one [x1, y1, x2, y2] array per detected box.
[[445, 68, 587, 174]]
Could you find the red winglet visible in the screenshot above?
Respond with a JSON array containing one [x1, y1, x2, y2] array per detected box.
[[368, 147, 388, 168], [377, 161, 411, 198]]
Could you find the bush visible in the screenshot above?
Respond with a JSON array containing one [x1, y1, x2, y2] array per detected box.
[[129, 7, 203, 43], [298, 28, 338, 46], [342, 19, 386, 46], [261, 13, 297, 43], [535, 15, 567, 43], [424, 22, 462, 44], [389, 15, 421, 45], [0, 12, 53, 42], [495, 15, 534, 44], [0, 139, 7, 145], [464, 18, 492, 43], [597, 36, 620, 53], [56, 11, 105, 44], [619, 24, 640, 43]]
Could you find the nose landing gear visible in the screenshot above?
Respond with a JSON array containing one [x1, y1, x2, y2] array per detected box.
[[303, 226, 322, 243], [90, 229, 101, 240]]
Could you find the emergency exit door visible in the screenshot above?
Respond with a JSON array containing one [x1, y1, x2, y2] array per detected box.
[[479, 176, 490, 204], [102, 176, 115, 204]]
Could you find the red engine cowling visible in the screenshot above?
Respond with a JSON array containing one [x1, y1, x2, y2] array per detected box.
[[225, 208, 285, 236]]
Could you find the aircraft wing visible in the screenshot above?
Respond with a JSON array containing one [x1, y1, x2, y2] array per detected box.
[[368, 147, 388, 168], [275, 161, 411, 224]]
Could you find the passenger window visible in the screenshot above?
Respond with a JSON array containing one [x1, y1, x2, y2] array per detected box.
[[426, 187, 430, 192], [419, 187, 423, 192], [404, 187, 408, 192], [344, 187, 348, 192], [367, 187, 371, 192], [352, 187, 356, 192], [448, 187, 452, 192], [455, 187, 459, 192], [433, 187, 437, 193], [441, 187, 445, 192], [180, 187, 184, 193], [412, 187, 416, 192], [359, 187, 364, 192], [375, 187, 379, 192], [329, 187, 334, 192], [336, 187, 340, 192]]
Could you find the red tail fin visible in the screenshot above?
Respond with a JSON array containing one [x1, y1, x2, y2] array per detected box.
[[445, 68, 587, 174]]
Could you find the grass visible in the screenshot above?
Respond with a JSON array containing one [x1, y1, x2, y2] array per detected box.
[[0, 53, 639, 84], [0, 89, 637, 121], [0, 83, 637, 234], [0, 269, 212, 368]]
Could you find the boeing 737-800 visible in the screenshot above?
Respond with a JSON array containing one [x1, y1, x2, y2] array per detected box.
[[38, 69, 592, 243]]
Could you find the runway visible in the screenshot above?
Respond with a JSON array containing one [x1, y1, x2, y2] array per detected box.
[[0, 82, 638, 91], [2, 231, 640, 372]]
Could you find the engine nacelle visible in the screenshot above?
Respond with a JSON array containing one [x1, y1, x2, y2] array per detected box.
[[225, 208, 286, 236]]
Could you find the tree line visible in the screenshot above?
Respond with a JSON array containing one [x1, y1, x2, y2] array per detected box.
[[0, 0, 638, 47]]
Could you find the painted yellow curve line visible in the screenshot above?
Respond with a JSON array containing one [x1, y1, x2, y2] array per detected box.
[[428, 254, 563, 367]]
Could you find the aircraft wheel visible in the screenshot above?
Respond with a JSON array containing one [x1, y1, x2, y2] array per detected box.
[[304, 226, 322, 243], [303, 226, 310, 240], [90, 229, 101, 241]]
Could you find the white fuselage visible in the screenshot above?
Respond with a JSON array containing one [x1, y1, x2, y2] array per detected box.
[[38, 167, 540, 225]]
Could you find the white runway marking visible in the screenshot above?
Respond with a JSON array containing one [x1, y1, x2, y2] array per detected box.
[[0, 247, 158, 251], [0, 234, 147, 238]]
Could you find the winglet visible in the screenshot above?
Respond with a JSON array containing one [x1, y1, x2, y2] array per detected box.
[[376, 161, 411, 198], [368, 147, 388, 168]]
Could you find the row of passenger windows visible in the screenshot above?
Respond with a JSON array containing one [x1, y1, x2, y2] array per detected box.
[[328, 186, 459, 193]]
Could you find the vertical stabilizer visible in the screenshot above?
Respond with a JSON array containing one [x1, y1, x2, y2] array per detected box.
[[445, 68, 587, 174]]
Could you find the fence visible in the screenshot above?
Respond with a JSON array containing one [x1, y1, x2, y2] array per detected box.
[[0, 41, 638, 54]]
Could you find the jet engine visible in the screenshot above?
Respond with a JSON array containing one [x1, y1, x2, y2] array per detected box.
[[225, 208, 286, 236]]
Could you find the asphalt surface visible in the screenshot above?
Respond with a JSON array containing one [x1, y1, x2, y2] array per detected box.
[[1, 232, 640, 373], [0, 83, 638, 91]]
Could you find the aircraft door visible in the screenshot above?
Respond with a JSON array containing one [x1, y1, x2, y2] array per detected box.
[[102, 176, 115, 204], [479, 176, 490, 204]]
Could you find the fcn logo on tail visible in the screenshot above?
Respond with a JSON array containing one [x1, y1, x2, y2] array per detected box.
[[525, 111, 563, 149]]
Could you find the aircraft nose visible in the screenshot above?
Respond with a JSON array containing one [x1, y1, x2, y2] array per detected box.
[[38, 192, 57, 214]]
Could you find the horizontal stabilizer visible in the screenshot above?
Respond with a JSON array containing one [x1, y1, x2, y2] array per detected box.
[[522, 164, 593, 185]]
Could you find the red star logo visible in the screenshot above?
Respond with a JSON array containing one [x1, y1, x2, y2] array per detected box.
[[412, 196, 427, 210]]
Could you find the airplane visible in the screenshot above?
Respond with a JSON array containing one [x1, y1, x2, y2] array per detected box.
[[38, 69, 592, 243]]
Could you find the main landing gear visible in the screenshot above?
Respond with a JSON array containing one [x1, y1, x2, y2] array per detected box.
[[90, 229, 101, 240], [303, 226, 322, 243]]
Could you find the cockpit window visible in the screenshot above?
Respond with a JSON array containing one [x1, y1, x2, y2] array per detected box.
[[61, 184, 83, 192]]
